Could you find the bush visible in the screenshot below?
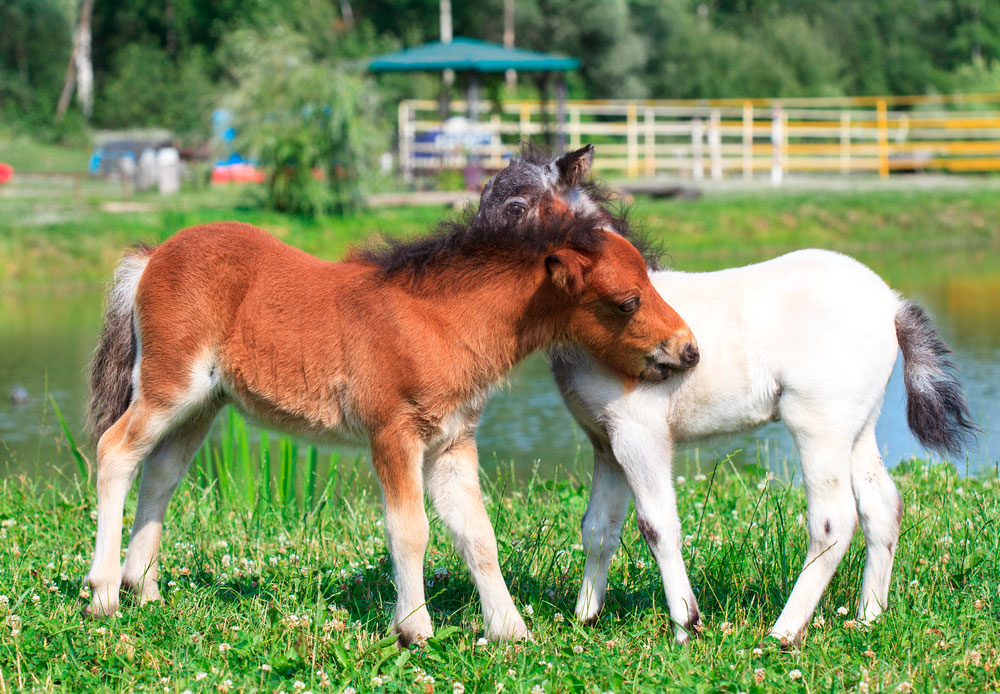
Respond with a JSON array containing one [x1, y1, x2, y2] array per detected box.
[[226, 29, 385, 216]]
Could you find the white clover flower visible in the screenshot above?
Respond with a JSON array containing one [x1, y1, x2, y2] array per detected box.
[[676, 476, 686, 486], [31, 595, 40, 604], [261, 664, 273, 672], [720, 621, 734, 635], [476, 637, 489, 647], [553, 613, 564, 623], [293, 681, 306, 692], [218, 642, 231, 653], [195, 673, 208, 681], [531, 686, 544, 694], [453, 683, 465, 694], [812, 615, 825, 628], [524, 604, 534, 616], [836, 606, 849, 616], [788, 669, 803, 680], [753, 668, 765, 683], [572, 644, 584, 654]]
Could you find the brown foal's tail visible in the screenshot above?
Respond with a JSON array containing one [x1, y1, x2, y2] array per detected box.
[[895, 301, 978, 457], [87, 244, 154, 445]]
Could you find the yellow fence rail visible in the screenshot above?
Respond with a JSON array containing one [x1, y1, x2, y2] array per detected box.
[[397, 93, 1000, 183]]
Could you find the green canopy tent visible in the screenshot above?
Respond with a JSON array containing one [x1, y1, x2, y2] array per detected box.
[[369, 37, 580, 154]]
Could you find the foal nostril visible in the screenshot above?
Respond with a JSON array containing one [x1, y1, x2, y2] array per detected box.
[[682, 342, 700, 368]]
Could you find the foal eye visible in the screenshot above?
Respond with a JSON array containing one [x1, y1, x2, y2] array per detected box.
[[618, 297, 640, 314], [506, 202, 526, 218]]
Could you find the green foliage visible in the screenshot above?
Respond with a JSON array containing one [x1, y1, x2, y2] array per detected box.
[[5, 0, 1000, 141], [0, 0, 74, 138], [95, 43, 217, 142], [225, 29, 386, 216]]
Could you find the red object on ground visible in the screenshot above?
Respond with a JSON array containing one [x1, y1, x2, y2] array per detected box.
[[211, 163, 264, 184], [0, 163, 14, 184]]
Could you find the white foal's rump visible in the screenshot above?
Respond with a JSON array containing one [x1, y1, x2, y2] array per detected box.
[[551, 249, 976, 644]]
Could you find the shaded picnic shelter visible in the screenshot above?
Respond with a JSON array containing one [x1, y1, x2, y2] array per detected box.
[[368, 37, 580, 152]]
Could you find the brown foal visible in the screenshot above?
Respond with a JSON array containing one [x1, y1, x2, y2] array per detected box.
[[84, 151, 698, 645]]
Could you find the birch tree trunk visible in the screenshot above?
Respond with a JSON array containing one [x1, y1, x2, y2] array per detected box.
[[55, 0, 95, 121]]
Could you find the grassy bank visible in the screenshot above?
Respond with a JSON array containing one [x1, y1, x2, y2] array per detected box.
[[1, 447, 997, 692], [3, 182, 1000, 287]]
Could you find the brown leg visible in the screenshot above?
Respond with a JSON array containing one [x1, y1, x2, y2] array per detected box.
[[371, 427, 432, 646]]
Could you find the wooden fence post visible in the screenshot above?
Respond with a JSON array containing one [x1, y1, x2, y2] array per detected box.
[[742, 101, 753, 180], [644, 107, 656, 176], [398, 100, 412, 182], [692, 118, 705, 181], [519, 102, 531, 145], [770, 105, 783, 186], [626, 101, 639, 178], [570, 106, 581, 150], [876, 98, 889, 179], [840, 111, 851, 176], [709, 108, 722, 180]]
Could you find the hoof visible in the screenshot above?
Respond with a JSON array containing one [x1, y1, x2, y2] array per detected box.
[[575, 597, 604, 626], [765, 630, 802, 650], [486, 615, 530, 642], [122, 578, 163, 606], [394, 607, 433, 649], [84, 597, 119, 619]]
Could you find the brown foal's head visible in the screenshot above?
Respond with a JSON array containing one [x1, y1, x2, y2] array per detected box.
[[546, 230, 698, 381]]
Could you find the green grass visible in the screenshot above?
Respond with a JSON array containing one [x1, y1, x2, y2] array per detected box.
[[0, 134, 92, 173], [0, 408, 997, 692]]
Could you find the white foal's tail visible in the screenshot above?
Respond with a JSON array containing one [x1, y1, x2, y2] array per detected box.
[[894, 301, 977, 457], [87, 244, 154, 444]]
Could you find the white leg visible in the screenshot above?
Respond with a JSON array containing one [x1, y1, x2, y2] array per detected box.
[[610, 424, 700, 643], [769, 420, 857, 643], [850, 424, 901, 623], [575, 442, 630, 624], [86, 399, 166, 617], [425, 437, 528, 641], [121, 412, 216, 605], [371, 431, 433, 647]]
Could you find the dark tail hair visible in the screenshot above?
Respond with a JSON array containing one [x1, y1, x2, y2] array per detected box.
[[87, 244, 154, 445], [895, 301, 977, 457]]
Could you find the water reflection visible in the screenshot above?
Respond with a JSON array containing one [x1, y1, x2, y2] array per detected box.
[[1, 244, 998, 483]]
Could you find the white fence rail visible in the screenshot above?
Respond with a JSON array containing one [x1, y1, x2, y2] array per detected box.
[[398, 94, 1000, 183]]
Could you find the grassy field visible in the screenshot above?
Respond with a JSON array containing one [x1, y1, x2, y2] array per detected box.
[[3, 178, 1000, 287], [0, 417, 997, 693]]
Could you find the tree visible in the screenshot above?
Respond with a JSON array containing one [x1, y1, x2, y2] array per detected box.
[[225, 29, 386, 215], [56, 0, 95, 121]]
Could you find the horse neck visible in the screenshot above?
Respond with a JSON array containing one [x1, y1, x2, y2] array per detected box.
[[408, 259, 567, 381]]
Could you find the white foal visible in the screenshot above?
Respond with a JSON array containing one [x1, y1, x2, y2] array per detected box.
[[551, 249, 976, 644]]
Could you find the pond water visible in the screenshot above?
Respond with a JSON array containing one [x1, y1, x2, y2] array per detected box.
[[2, 243, 998, 485]]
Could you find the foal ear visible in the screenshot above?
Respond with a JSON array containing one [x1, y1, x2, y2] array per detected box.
[[555, 144, 595, 189], [545, 250, 587, 296]]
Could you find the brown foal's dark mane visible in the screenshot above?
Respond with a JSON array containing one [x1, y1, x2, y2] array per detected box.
[[353, 206, 611, 279], [354, 162, 661, 278]]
